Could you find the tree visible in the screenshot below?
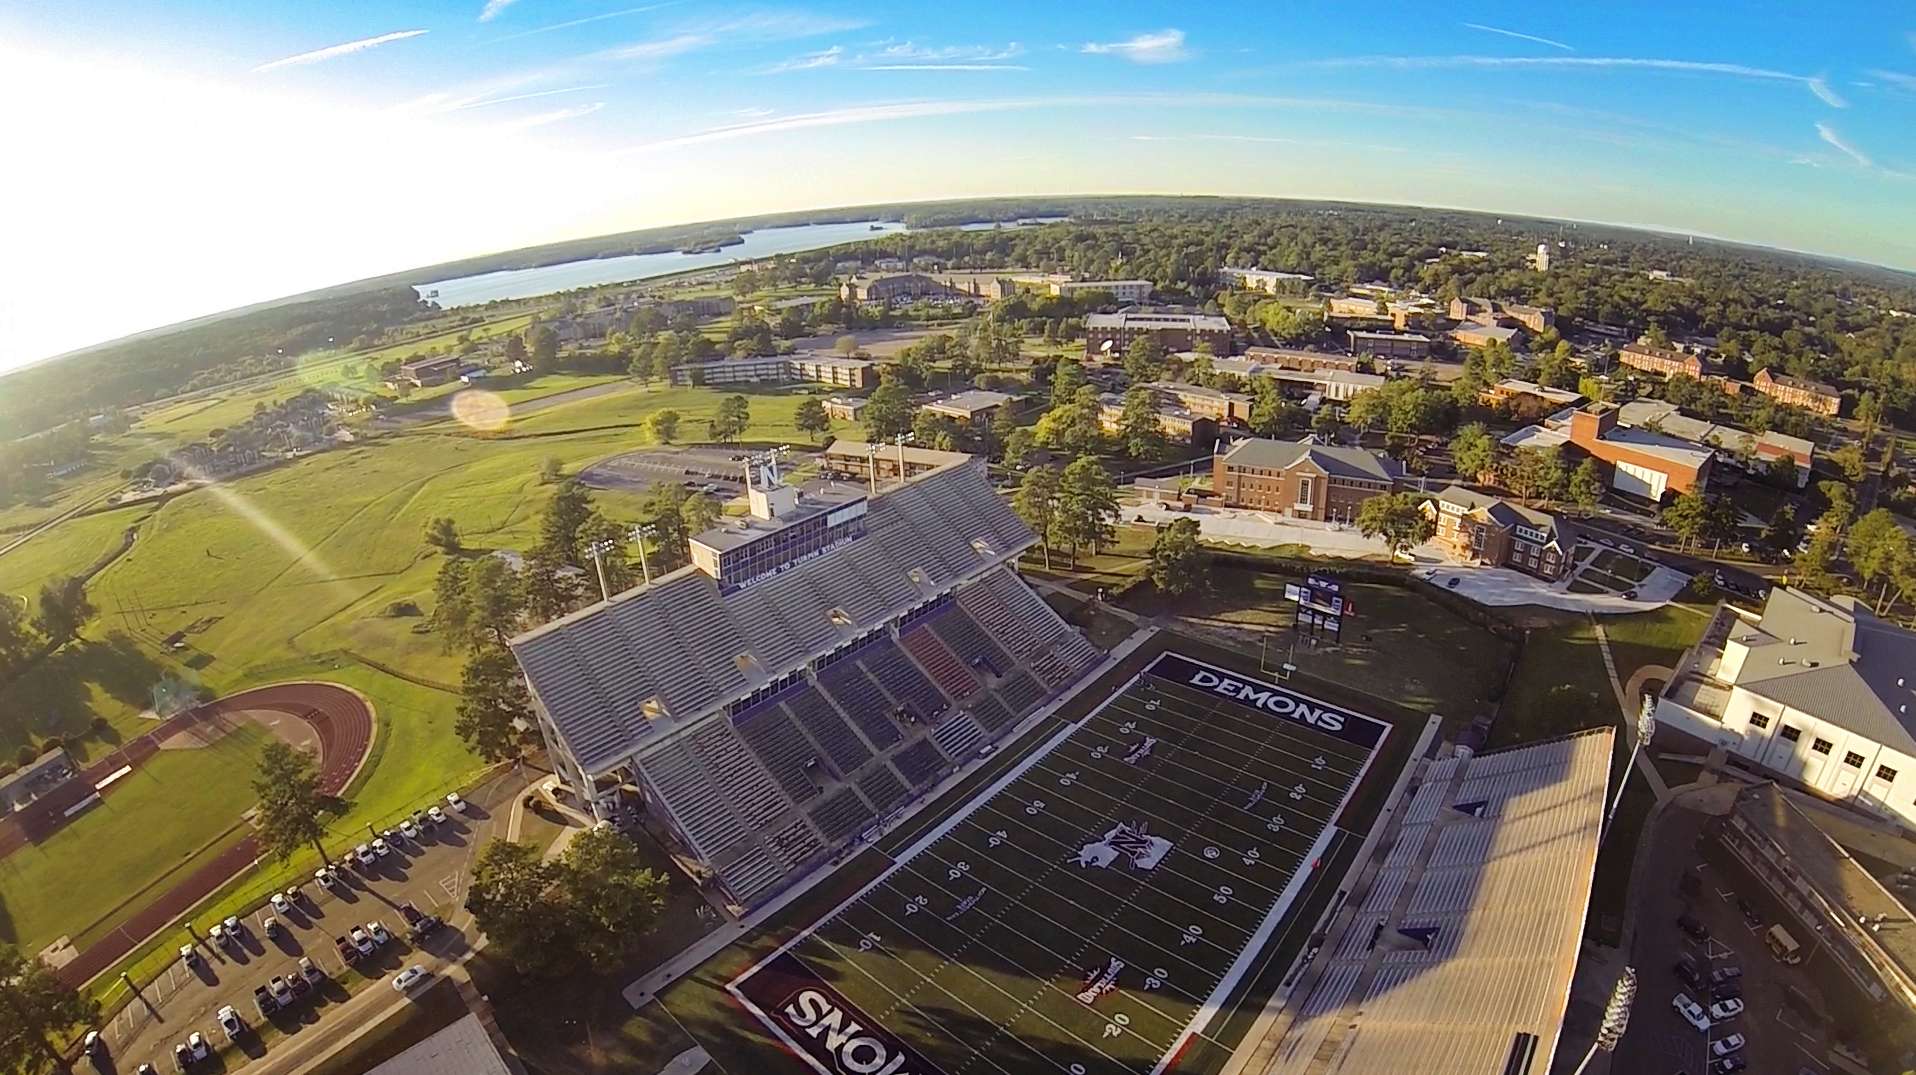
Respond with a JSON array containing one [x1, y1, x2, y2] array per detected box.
[[431, 558, 473, 652], [1660, 489, 1714, 551], [1122, 336, 1167, 383], [987, 406, 1018, 459], [1013, 467, 1062, 569], [1816, 480, 1856, 539], [834, 334, 860, 357], [863, 380, 914, 440], [456, 644, 536, 763], [252, 740, 329, 863], [466, 840, 573, 977], [1502, 445, 1566, 504], [1568, 459, 1605, 513], [502, 335, 527, 365], [1310, 408, 1342, 440], [794, 398, 831, 442], [1055, 455, 1119, 565], [1148, 517, 1205, 596], [424, 516, 461, 552], [708, 394, 751, 444], [911, 410, 962, 452], [1050, 359, 1087, 408], [1762, 503, 1802, 555], [32, 577, 93, 647], [0, 944, 97, 1073], [540, 481, 595, 566], [1117, 386, 1167, 460], [647, 409, 681, 444], [1355, 492, 1436, 562], [1830, 441, 1868, 483], [1848, 509, 1914, 611], [1248, 378, 1297, 437], [1002, 427, 1037, 470], [464, 553, 526, 645], [1449, 423, 1497, 483], [527, 325, 560, 372], [562, 826, 669, 969], [1793, 528, 1840, 592], [1033, 385, 1104, 457]]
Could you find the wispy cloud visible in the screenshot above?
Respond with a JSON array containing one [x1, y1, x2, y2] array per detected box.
[[1311, 54, 1846, 106], [251, 29, 427, 73], [870, 41, 1024, 63], [1131, 132, 1408, 153], [1462, 22, 1573, 51], [628, 92, 1451, 152], [447, 84, 608, 111], [863, 63, 1028, 71], [760, 46, 843, 73], [478, 0, 516, 22], [597, 11, 868, 65], [1817, 122, 1872, 167], [498, 102, 606, 129], [487, 3, 685, 44], [599, 33, 713, 62], [1081, 29, 1190, 64], [1868, 68, 1916, 94], [729, 106, 777, 118]]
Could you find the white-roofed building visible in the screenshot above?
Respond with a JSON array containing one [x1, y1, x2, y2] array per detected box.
[[1243, 728, 1612, 1075]]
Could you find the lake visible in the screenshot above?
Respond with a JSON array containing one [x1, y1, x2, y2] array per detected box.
[[416, 220, 909, 307]]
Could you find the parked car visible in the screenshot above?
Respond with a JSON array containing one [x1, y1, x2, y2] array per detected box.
[[399, 819, 421, 841], [1736, 898, 1762, 929], [286, 884, 305, 905], [173, 1043, 193, 1072], [185, 1032, 210, 1061], [268, 976, 293, 1005], [299, 955, 325, 984], [445, 792, 468, 813], [222, 915, 243, 937], [1712, 979, 1744, 1001], [354, 843, 377, 867], [82, 1029, 103, 1056], [398, 901, 424, 926], [1713, 1034, 1747, 1057], [391, 965, 430, 994], [1709, 997, 1746, 1022], [1677, 913, 1711, 941], [1673, 953, 1704, 990], [411, 914, 444, 939], [208, 923, 232, 948], [1711, 1057, 1749, 1074], [179, 944, 200, 968], [1672, 992, 1710, 1032], [348, 926, 375, 955], [427, 805, 448, 825], [270, 891, 292, 915], [253, 985, 275, 1017], [316, 866, 342, 890], [288, 971, 311, 998], [371, 837, 393, 858], [135, 1065, 156, 1075], [263, 915, 282, 940], [216, 1005, 243, 1041], [367, 920, 392, 946], [1711, 965, 1744, 986], [336, 935, 362, 963], [412, 808, 434, 831]]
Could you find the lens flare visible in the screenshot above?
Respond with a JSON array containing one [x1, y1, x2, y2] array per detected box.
[[450, 389, 510, 432]]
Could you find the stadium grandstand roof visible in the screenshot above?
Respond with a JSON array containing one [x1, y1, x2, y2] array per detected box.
[[509, 457, 1035, 777], [1245, 727, 1612, 1075]]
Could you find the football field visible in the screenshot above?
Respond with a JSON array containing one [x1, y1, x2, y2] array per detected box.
[[729, 651, 1394, 1075]]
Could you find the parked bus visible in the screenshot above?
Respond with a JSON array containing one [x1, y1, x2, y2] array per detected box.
[[1767, 923, 1803, 964]]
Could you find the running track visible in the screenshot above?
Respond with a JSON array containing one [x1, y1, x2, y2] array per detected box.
[[20, 684, 374, 987]]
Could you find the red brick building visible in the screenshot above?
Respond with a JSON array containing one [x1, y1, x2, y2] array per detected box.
[[1211, 437, 1403, 521], [1422, 486, 1581, 581], [1566, 404, 1714, 500], [1617, 341, 1706, 379], [1752, 367, 1841, 417]]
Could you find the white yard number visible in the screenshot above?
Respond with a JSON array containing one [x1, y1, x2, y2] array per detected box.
[[1213, 885, 1234, 904], [1090, 744, 1108, 760], [1289, 783, 1306, 801], [1267, 815, 1285, 833], [1119, 720, 1137, 734], [1025, 799, 1046, 816], [857, 932, 880, 951], [1145, 699, 1159, 711], [1070, 1067, 1087, 1075], [1057, 771, 1079, 788], [1180, 924, 1204, 946], [987, 830, 1008, 848], [1102, 1013, 1132, 1039], [1243, 847, 1262, 867], [1311, 755, 1327, 771], [1144, 967, 1168, 991], [903, 895, 929, 916], [1202, 845, 1220, 860], [947, 861, 971, 881]]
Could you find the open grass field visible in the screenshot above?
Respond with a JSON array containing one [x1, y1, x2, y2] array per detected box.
[[646, 635, 1419, 1075], [0, 721, 268, 951]]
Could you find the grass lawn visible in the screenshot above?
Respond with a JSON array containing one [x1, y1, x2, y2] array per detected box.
[[1492, 616, 1614, 749], [1586, 773, 1656, 946], [1125, 562, 1513, 723], [0, 503, 150, 605], [1590, 549, 1656, 583], [0, 722, 267, 951], [1602, 602, 1711, 684]]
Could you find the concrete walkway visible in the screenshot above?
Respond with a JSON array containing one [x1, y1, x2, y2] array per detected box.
[[1590, 619, 1671, 801], [1414, 560, 1687, 614], [1129, 502, 1421, 561]]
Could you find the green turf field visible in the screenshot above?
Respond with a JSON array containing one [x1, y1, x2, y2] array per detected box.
[[0, 721, 268, 950]]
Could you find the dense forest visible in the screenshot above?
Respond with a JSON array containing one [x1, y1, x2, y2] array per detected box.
[[8, 196, 1915, 441]]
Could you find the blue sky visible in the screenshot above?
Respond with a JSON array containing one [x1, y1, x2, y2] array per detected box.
[[1, 2, 1913, 367]]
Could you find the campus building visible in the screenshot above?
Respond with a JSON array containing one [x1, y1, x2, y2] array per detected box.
[[1143, 381, 1252, 425], [1753, 367, 1842, 417], [1618, 340, 1707, 378], [1263, 367, 1387, 403], [1348, 330, 1431, 361], [1217, 266, 1313, 293], [399, 356, 462, 387], [1565, 403, 1714, 499], [1657, 588, 1916, 831], [508, 453, 1102, 907], [1449, 322, 1524, 350], [1326, 295, 1389, 320], [1083, 310, 1234, 359], [920, 390, 1016, 426], [820, 396, 868, 423], [1422, 485, 1581, 581], [1716, 783, 1916, 1014], [1051, 279, 1153, 303], [1238, 347, 1362, 374], [1211, 436, 1403, 520], [839, 273, 971, 304], [1617, 399, 1816, 488], [1484, 378, 1583, 419], [669, 355, 874, 390]]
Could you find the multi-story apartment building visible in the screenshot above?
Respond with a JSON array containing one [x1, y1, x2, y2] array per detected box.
[[1752, 367, 1842, 416], [1483, 378, 1583, 418], [1618, 340, 1707, 378], [1052, 279, 1153, 303], [1347, 330, 1431, 361], [1217, 267, 1314, 293], [839, 273, 971, 304], [670, 355, 874, 389], [1211, 436, 1403, 520], [1142, 381, 1251, 425]]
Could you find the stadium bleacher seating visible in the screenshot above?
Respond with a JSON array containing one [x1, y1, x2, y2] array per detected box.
[[733, 705, 821, 802], [856, 764, 910, 814], [899, 626, 979, 699], [817, 663, 904, 749], [784, 687, 871, 775], [967, 694, 1018, 734], [995, 671, 1048, 717], [931, 712, 987, 758], [809, 787, 875, 842], [890, 738, 947, 789], [928, 606, 1013, 680], [860, 640, 953, 723]]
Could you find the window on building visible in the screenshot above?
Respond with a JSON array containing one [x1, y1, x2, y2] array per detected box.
[[1748, 712, 1770, 729], [1811, 738, 1833, 755], [1844, 751, 1865, 767], [1876, 765, 1898, 783], [1780, 725, 1801, 742], [1297, 481, 1312, 509]]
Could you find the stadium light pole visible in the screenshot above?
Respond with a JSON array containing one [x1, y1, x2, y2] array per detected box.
[[630, 524, 657, 585], [1569, 965, 1636, 1075], [586, 538, 617, 603], [864, 443, 880, 495], [894, 431, 914, 479], [1604, 694, 1658, 843]]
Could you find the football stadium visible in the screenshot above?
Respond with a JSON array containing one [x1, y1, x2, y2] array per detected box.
[[509, 449, 1608, 1075]]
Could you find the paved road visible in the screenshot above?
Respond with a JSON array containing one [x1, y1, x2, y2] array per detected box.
[[91, 765, 534, 1075], [51, 685, 374, 989]]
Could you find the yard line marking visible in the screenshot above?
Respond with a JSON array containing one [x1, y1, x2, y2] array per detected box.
[[1098, 693, 1372, 778]]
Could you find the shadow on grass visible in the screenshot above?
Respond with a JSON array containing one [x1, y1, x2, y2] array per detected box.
[[0, 633, 166, 751]]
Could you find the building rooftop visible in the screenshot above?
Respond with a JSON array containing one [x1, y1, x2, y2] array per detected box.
[[1218, 436, 1402, 483], [1493, 378, 1582, 404], [1085, 310, 1232, 332], [1255, 729, 1612, 1075], [1726, 588, 1916, 753], [1263, 368, 1388, 389], [1147, 380, 1251, 404], [365, 1014, 514, 1075], [1594, 423, 1717, 467], [1451, 323, 1522, 344], [685, 479, 869, 554], [1349, 330, 1432, 342], [1501, 424, 1571, 450], [510, 457, 1032, 775], [923, 389, 1015, 416], [1428, 485, 1578, 544], [1759, 368, 1841, 398]]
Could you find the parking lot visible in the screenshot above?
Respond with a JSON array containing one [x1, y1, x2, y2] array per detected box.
[[578, 445, 821, 499], [91, 769, 533, 1074], [1613, 808, 1834, 1075]]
